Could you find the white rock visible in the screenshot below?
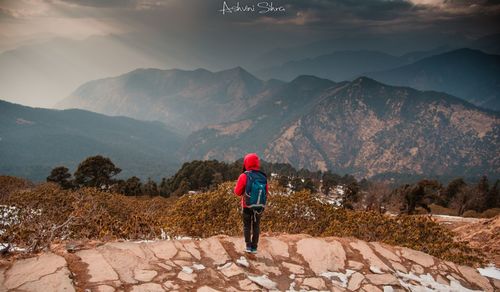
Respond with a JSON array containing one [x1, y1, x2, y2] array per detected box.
[[321, 269, 355, 288], [236, 256, 250, 268], [192, 263, 206, 270], [181, 266, 193, 274], [370, 265, 384, 274], [247, 274, 278, 290]]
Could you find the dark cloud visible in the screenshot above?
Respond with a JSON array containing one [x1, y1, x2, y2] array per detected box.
[[54, 0, 136, 8]]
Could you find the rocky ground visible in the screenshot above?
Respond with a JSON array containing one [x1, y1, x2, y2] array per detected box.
[[0, 234, 498, 292]]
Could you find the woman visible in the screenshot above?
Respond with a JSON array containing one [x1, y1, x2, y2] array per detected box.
[[233, 153, 268, 254]]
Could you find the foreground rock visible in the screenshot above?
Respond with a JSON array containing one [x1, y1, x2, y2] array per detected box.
[[0, 234, 498, 291]]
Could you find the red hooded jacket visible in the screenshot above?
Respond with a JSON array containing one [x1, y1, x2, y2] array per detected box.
[[234, 153, 268, 208]]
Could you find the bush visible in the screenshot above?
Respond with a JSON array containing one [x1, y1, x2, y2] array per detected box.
[[165, 182, 483, 265], [480, 208, 500, 218], [0, 181, 483, 265], [0, 183, 170, 252], [0, 176, 32, 200]]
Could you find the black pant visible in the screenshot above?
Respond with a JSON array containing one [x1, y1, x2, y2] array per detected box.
[[242, 207, 262, 249]]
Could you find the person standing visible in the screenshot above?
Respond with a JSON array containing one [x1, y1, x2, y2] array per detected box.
[[234, 153, 268, 254]]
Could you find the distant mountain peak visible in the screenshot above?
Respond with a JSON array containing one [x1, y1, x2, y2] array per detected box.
[[216, 66, 259, 79]]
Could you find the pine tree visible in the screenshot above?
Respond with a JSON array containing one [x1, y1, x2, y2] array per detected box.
[[74, 155, 121, 189], [47, 166, 73, 189]]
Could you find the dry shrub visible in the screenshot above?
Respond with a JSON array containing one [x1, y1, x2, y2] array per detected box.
[[165, 182, 483, 265], [165, 182, 241, 237], [0, 183, 169, 252], [0, 176, 33, 199], [480, 208, 500, 218], [0, 181, 484, 265], [463, 208, 500, 218]]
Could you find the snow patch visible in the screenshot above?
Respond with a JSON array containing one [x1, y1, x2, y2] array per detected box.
[[192, 263, 205, 270], [236, 256, 249, 268], [247, 274, 277, 290], [477, 265, 500, 280], [181, 266, 193, 274], [321, 269, 355, 288], [370, 265, 384, 274], [396, 271, 482, 292]]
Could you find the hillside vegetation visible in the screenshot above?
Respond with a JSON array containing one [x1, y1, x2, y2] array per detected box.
[[0, 178, 483, 266]]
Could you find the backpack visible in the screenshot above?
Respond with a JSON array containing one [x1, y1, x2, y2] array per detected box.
[[244, 170, 267, 209]]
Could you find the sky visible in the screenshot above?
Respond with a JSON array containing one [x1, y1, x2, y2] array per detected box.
[[0, 0, 499, 107]]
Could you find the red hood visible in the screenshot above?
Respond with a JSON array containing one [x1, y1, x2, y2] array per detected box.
[[243, 153, 260, 170]]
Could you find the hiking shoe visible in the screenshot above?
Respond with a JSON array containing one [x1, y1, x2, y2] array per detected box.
[[251, 248, 257, 254], [245, 247, 252, 253]]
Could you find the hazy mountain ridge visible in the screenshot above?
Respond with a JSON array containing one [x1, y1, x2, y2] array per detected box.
[[57, 67, 276, 132], [52, 66, 499, 178], [184, 76, 500, 178], [256, 50, 405, 82], [0, 100, 182, 181], [252, 33, 500, 72], [366, 48, 500, 111]]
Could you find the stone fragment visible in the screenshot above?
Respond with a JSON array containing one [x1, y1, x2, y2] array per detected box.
[[253, 261, 281, 276], [96, 285, 115, 292], [147, 241, 178, 260], [399, 247, 434, 267], [236, 256, 250, 268], [351, 240, 391, 272], [182, 266, 193, 274], [436, 274, 448, 285], [156, 263, 173, 271], [219, 262, 245, 278], [134, 269, 157, 282], [130, 283, 165, 292], [457, 265, 494, 292], [390, 261, 407, 273], [163, 280, 180, 290], [174, 260, 192, 267], [370, 265, 384, 274], [175, 251, 192, 260], [198, 237, 230, 265], [264, 237, 289, 257], [410, 264, 424, 274], [493, 279, 500, 290], [192, 263, 206, 270], [197, 286, 220, 292], [296, 238, 346, 274], [17, 267, 75, 292], [247, 274, 278, 290], [98, 246, 146, 284], [4, 253, 68, 289], [177, 270, 197, 282], [282, 262, 305, 274], [366, 273, 399, 285], [370, 242, 400, 262], [362, 284, 383, 292], [348, 260, 364, 270], [383, 286, 394, 292], [183, 241, 201, 260], [238, 278, 260, 290], [348, 272, 365, 291], [302, 277, 327, 290], [321, 270, 355, 288]]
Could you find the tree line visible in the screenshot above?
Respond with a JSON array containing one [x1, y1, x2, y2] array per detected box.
[[46, 155, 499, 216], [46, 155, 363, 199]]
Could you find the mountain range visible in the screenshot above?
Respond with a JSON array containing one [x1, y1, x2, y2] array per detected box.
[[365, 48, 500, 111], [0, 100, 181, 181], [54, 66, 500, 178], [183, 76, 500, 177], [57, 67, 281, 132], [256, 48, 500, 111]]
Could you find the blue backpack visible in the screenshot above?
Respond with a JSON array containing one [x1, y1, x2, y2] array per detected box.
[[244, 170, 267, 209]]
